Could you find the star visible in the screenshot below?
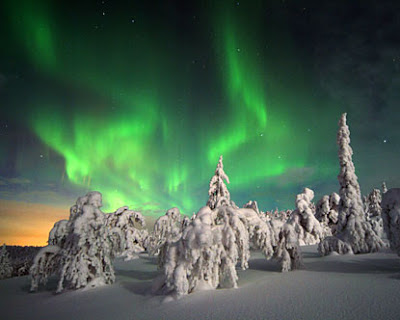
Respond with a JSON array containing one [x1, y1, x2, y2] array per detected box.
[[102, 12, 106, 16], [260, 133, 264, 137], [131, 19, 135, 23], [383, 139, 387, 143], [40, 154, 44, 158]]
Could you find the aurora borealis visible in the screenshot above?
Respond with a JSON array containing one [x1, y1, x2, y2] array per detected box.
[[1, 0, 399, 245]]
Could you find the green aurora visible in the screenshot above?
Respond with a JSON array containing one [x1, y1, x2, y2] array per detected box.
[[2, 0, 396, 217]]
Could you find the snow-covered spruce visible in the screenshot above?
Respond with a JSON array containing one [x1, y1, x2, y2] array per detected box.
[[287, 188, 323, 246], [30, 192, 117, 292], [382, 182, 388, 194], [155, 206, 249, 298], [315, 192, 340, 237], [319, 113, 384, 256], [0, 244, 13, 280], [207, 155, 237, 209], [106, 206, 148, 261], [381, 188, 400, 255], [365, 189, 385, 239]]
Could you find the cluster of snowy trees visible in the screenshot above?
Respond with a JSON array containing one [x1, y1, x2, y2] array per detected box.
[[0, 245, 40, 279], [30, 191, 147, 292], [27, 113, 400, 301], [0, 244, 13, 279]]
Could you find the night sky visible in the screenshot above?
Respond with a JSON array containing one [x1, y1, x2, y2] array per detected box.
[[1, 0, 399, 245]]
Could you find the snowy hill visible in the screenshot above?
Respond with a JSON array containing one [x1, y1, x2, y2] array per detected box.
[[1, 245, 400, 320]]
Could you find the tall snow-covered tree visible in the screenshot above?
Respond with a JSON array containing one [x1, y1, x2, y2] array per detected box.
[[319, 113, 384, 255], [207, 155, 236, 209], [0, 244, 13, 280]]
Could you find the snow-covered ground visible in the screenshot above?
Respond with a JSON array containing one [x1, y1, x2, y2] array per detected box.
[[1, 245, 400, 320]]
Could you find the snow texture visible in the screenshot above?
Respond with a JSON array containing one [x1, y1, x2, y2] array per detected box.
[[316, 192, 340, 237], [381, 188, 400, 255], [106, 206, 148, 261], [0, 244, 13, 280], [3, 245, 400, 320], [319, 113, 384, 256]]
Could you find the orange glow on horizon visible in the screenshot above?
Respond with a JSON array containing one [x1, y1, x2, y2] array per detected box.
[[0, 200, 70, 246]]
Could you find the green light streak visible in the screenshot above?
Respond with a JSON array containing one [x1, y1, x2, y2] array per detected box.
[[3, 0, 341, 216]]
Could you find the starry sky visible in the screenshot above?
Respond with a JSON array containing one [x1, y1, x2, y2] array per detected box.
[[0, 0, 399, 245]]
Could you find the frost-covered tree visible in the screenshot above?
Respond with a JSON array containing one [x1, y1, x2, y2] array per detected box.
[[155, 206, 249, 299], [207, 155, 236, 209], [30, 191, 118, 293], [316, 192, 340, 237], [287, 188, 323, 245], [236, 208, 275, 259], [0, 244, 13, 280], [365, 189, 385, 239], [381, 188, 400, 255], [319, 113, 384, 255], [106, 206, 148, 261], [236, 207, 302, 272], [146, 207, 182, 268], [382, 182, 388, 194]]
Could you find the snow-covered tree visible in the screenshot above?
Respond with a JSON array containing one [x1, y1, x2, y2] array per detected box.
[[287, 188, 323, 245], [155, 205, 249, 299], [365, 189, 385, 239], [207, 155, 236, 209], [30, 191, 118, 293], [147, 207, 183, 269], [236, 207, 302, 272], [106, 206, 148, 261], [382, 182, 388, 194], [0, 244, 13, 280], [381, 188, 400, 255], [236, 208, 275, 259], [56, 191, 115, 292], [319, 113, 384, 255], [316, 192, 340, 237]]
